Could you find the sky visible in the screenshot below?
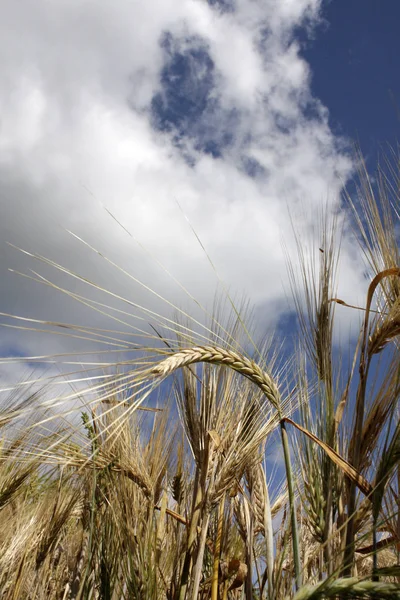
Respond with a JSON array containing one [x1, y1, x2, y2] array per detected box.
[[0, 0, 398, 389], [302, 1, 400, 158]]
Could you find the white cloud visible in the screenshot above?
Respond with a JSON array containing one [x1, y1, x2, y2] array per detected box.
[[0, 0, 367, 383]]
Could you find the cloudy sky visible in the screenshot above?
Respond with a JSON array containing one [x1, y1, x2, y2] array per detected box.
[[0, 0, 399, 386]]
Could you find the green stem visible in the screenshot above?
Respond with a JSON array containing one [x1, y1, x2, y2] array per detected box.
[[343, 359, 370, 576], [245, 495, 254, 600], [190, 511, 211, 600], [372, 524, 378, 581], [262, 469, 275, 599], [178, 468, 203, 600], [280, 419, 302, 591], [211, 492, 225, 600]]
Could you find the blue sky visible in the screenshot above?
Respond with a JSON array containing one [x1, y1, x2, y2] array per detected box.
[[303, 1, 400, 158], [0, 0, 397, 388]]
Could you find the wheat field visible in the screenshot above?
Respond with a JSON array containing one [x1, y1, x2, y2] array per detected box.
[[0, 153, 399, 599]]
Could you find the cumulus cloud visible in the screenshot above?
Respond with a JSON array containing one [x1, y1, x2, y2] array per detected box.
[[0, 0, 366, 385]]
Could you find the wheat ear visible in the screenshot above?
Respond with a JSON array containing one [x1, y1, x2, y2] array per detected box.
[[291, 577, 400, 600], [151, 346, 280, 410]]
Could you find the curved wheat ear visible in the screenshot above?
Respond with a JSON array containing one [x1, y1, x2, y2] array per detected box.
[[291, 577, 400, 600], [150, 346, 281, 411]]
